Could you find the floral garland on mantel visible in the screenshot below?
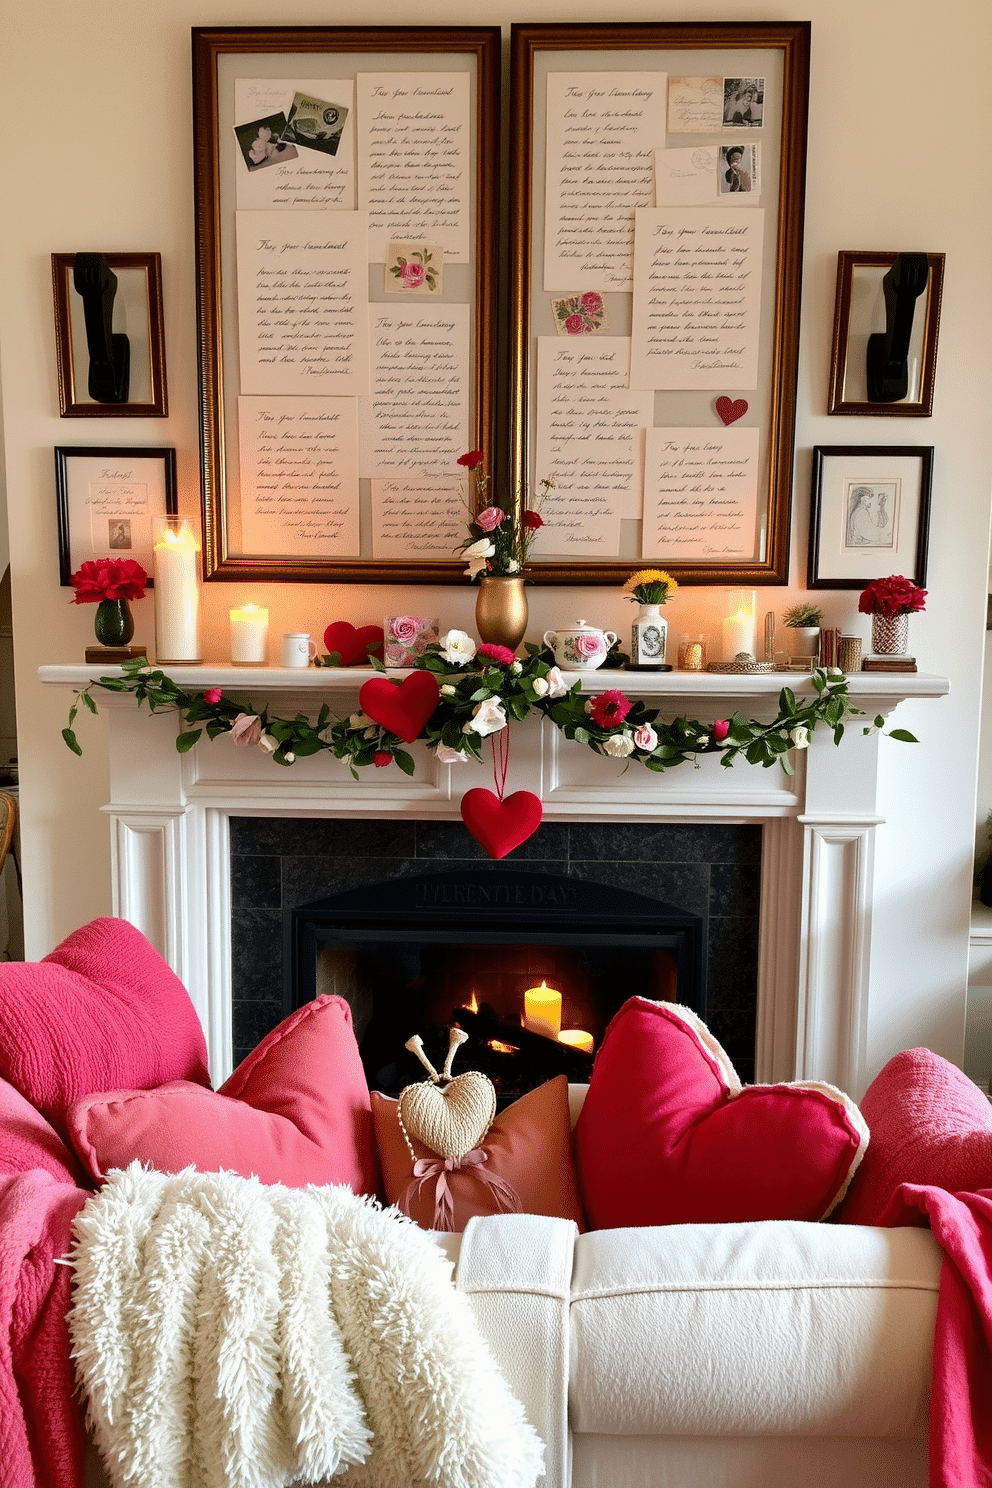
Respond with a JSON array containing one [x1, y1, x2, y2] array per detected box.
[[62, 633, 916, 780]]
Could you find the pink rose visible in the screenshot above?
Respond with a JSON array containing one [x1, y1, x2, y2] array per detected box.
[[564, 314, 584, 335], [575, 633, 605, 658], [581, 291, 603, 313], [230, 714, 262, 747], [400, 260, 426, 288], [714, 719, 731, 742], [633, 724, 658, 752], [389, 616, 421, 645], [203, 687, 223, 705], [475, 506, 504, 532]]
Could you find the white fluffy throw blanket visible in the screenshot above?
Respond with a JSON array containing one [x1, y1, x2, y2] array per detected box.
[[67, 1165, 544, 1488]]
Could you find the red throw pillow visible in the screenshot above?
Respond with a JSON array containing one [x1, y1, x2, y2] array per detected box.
[[835, 1047, 992, 1226], [0, 1074, 89, 1187], [574, 997, 868, 1228], [372, 1074, 586, 1232], [66, 995, 379, 1195], [0, 918, 209, 1138]]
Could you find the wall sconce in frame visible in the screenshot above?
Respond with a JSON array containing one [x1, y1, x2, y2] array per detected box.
[[51, 252, 168, 417], [828, 251, 944, 417]]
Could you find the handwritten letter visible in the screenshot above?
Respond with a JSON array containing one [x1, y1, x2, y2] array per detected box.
[[535, 337, 652, 524], [371, 478, 466, 560], [359, 305, 470, 476], [357, 73, 471, 262], [629, 207, 764, 390], [666, 76, 725, 134], [234, 80, 355, 210], [642, 426, 759, 560], [544, 71, 667, 292], [236, 211, 370, 396], [237, 396, 360, 556]]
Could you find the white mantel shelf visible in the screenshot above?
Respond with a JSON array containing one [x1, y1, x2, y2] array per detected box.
[[40, 662, 949, 1099]]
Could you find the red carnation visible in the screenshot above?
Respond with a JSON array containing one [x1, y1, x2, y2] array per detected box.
[[588, 690, 632, 728], [203, 688, 223, 706], [522, 510, 544, 530], [858, 574, 927, 618], [373, 751, 394, 768], [478, 643, 516, 665], [714, 719, 730, 742], [457, 449, 484, 470], [69, 557, 149, 604]]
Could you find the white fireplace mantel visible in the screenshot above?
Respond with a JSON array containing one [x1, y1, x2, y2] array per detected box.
[[41, 663, 948, 1095]]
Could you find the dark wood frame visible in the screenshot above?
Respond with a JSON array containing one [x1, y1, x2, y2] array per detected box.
[[828, 251, 944, 417], [508, 21, 811, 586], [51, 253, 168, 418], [55, 445, 177, 585], [807, 444, 932, 590], [192, 25, 501, 583]]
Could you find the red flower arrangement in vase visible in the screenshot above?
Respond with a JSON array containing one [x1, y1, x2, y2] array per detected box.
[[858, 574, 926, 657], [70, 558, 149, 650]]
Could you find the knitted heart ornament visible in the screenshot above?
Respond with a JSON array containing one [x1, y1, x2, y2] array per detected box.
[[715, 396, 748, 426], [398, 1031, 497, 1160], [460, 788, 543, 860], [323, 621, 384, 666], [359, 671, 440, 743]]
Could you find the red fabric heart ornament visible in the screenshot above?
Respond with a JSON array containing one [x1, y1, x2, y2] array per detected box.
[[359, 671, 440, 743], [715, 396, 748, 426], [323, 621, 384, 666], [575, 997, 868, 1228], [460, 788, 543, 860]]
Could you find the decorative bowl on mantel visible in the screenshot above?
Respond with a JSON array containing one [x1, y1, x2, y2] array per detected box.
[[542, 620, 617, 671]]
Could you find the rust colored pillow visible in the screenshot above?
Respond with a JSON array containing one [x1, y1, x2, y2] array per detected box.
[[372, 1074, 585, 1233]]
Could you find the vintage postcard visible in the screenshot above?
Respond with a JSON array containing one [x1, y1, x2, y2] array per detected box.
[[233, 113, 298, 172], [667, 76, 724, 134], [654, 146, 719, 206], [384, 242, 444, 295], [718, 143, 760, 198], [282, 91, 350, 155], [722, 78, 764, 128], [550, 291, 609, 336]]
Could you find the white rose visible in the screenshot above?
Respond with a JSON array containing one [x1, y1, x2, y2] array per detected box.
[[633, 724, 658, 752], [467, 697, 507, 736], [283, 751, 295, 764], [545, 666, 568, 699], [505, 558, 520, 573], [463, 537, 495, 579], [532, 676, 549, 697], [257, 733, 278, 754], [511, 661, 523, 674], [603, 732, 635, 758], [436, 741, 470, 765], [440, 683, 457, 696], [439, 628, 477, 666], [790, 725, 810, 750]]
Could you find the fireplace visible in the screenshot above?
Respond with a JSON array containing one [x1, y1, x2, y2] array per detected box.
[[287, 866, 704, 1101]]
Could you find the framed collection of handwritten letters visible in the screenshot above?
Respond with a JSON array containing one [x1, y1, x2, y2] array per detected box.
[[193, 23, 809, 586]]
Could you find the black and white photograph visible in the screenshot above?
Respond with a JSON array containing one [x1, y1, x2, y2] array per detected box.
[[722, 77, 764, 127], [281, 92, 349, 156], [107, 518, 133, 551], [719, 144, 759, 195], [808, 445, 932, 589], [55, 446, 177, 586], [233, 113, 298, 172]]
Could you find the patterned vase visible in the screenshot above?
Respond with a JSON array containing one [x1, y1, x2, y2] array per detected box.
[[631, 603, 668, 665], [475, 576, 528, 652], [93, 598, 134, 648], [871, 612, 909, 655]]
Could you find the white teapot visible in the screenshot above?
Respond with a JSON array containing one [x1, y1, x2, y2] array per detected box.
[[543, 619, 618, 671]]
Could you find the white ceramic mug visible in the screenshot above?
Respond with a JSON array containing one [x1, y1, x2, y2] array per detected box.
[[281, 632, 318, 668]]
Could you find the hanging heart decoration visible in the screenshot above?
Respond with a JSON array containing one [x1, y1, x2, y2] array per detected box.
[[322, 621, 384, 666], [398, 1031, 497, 1160], [359, 671, 440, 743], [460, 787, 544, 860], [715, 396, 748, 426]]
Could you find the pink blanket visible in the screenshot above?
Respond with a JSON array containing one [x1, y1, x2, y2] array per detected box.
[[880, 1183, 992, 1488], [0, 1169, 87, 1488]]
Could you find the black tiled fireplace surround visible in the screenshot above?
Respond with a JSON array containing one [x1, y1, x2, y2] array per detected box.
[[230, 818, 762, 1081]]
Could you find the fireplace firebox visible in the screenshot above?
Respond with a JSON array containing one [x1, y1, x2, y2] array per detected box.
[[287, 869, 703, 1102]]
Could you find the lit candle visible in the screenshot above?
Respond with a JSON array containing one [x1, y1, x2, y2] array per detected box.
[[523, 981, 562, 1040], [722, 589, 757, 661], [152, 516, 201, 663], [558, 1029, 594, 1054], [230, 604, 269, 665]]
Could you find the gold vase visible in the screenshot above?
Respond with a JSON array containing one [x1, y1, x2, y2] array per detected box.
[[475, 575, 528, 652]]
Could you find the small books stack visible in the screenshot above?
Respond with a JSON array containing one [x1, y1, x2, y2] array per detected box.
[[861, 654, 918, 673], [818, 628, 842, 668]]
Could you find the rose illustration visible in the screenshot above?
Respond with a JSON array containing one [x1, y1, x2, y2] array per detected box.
[[564, 314, 584, 335], [389, 616, 421, 645], [581, 291, 603, 313], [401, 260, 426, 288], [575, 633, 605, 658]]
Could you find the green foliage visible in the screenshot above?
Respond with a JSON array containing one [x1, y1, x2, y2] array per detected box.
[[782, 602, 823, 628]]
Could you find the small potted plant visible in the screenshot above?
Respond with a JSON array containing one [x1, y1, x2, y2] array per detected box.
[[781, 601, 823, 661]]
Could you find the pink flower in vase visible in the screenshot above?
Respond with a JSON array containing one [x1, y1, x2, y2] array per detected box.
[[475, 506, 504, 532]]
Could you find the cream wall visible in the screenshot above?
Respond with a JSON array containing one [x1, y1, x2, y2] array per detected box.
[[2, 0, 990, 1081]]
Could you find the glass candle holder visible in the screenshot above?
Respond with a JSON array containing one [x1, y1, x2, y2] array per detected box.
[[230, 603, 269, 665], [677, 633, 708, 671], [152, 515, 201, 663]]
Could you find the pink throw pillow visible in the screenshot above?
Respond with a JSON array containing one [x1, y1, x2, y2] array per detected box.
[[0, 1074, 89, 1187], [0, 917, 209, 1137], [372, 1075, 586, 1232], [66, 994, 379, 1195], [574, 997, 868, 1228], [836, 1047, 992, 1226]]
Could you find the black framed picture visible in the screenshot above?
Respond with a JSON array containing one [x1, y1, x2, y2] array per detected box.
[[55, 446, 177, 585], [808, 445, 932, 590]]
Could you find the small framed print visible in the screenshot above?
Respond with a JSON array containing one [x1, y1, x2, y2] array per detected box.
[[808, 445, 932, 590], [51, 253, 168, 418], [55, 446, 177, 586]]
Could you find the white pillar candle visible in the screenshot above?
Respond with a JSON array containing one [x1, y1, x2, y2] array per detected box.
[[152, 517, 201, 663], [524, 981, 562, 1040], [230, 604, 269, 665], [558, 1029, 594, 1054], [722, 589, 757, 661]]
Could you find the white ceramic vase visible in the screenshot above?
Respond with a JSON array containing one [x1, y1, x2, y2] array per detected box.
[[631, 603, 668, 665]]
